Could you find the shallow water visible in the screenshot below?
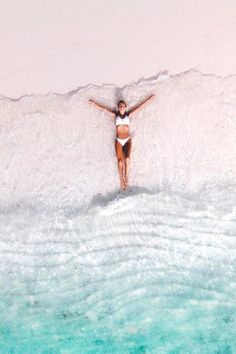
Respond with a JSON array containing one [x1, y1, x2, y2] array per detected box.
[[0, 191, 235, 353]]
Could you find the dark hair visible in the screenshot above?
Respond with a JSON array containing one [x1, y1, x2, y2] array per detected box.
[[117, 100, 127, 107]]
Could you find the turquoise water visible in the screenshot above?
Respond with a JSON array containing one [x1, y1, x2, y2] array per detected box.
[[1, 277, 235, 354], [0, 192, 235, 353]]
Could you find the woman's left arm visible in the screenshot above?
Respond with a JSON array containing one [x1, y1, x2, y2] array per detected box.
[[128, 94, 155, 116]]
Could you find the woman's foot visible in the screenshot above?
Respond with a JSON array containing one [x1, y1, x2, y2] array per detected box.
[[124, 176, 129, 189], [120, 176, 126, 191]]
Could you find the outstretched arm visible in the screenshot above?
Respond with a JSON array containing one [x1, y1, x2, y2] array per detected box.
[[89, 99, 115, 117], [128, 94, 155, 116]]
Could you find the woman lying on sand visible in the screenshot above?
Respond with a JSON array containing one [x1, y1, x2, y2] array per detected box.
[[89, 94, 155, 190]]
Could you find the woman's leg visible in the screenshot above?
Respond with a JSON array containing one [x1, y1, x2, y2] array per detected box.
[[115, 139, 125, 190], [123, 138, 132, 188]]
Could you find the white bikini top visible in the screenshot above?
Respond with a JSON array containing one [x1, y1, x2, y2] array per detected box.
[[115, 111, 130, 126]]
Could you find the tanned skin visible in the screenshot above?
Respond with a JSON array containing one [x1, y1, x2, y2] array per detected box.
[[89, 94, 155, 190]]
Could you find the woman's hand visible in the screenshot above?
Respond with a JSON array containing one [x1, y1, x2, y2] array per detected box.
[[149, 94, 155, 100]]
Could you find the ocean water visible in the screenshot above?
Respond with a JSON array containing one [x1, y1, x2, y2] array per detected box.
[[0, 71, 236, 353]]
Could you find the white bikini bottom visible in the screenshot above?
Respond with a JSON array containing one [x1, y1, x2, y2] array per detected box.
[[116, 136, 130, 146]]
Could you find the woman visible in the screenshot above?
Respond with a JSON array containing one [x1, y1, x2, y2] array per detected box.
[[89, 94, 155, 190]]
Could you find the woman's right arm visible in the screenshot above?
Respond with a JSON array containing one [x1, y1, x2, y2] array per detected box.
[[89, 99, 115, 117]]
